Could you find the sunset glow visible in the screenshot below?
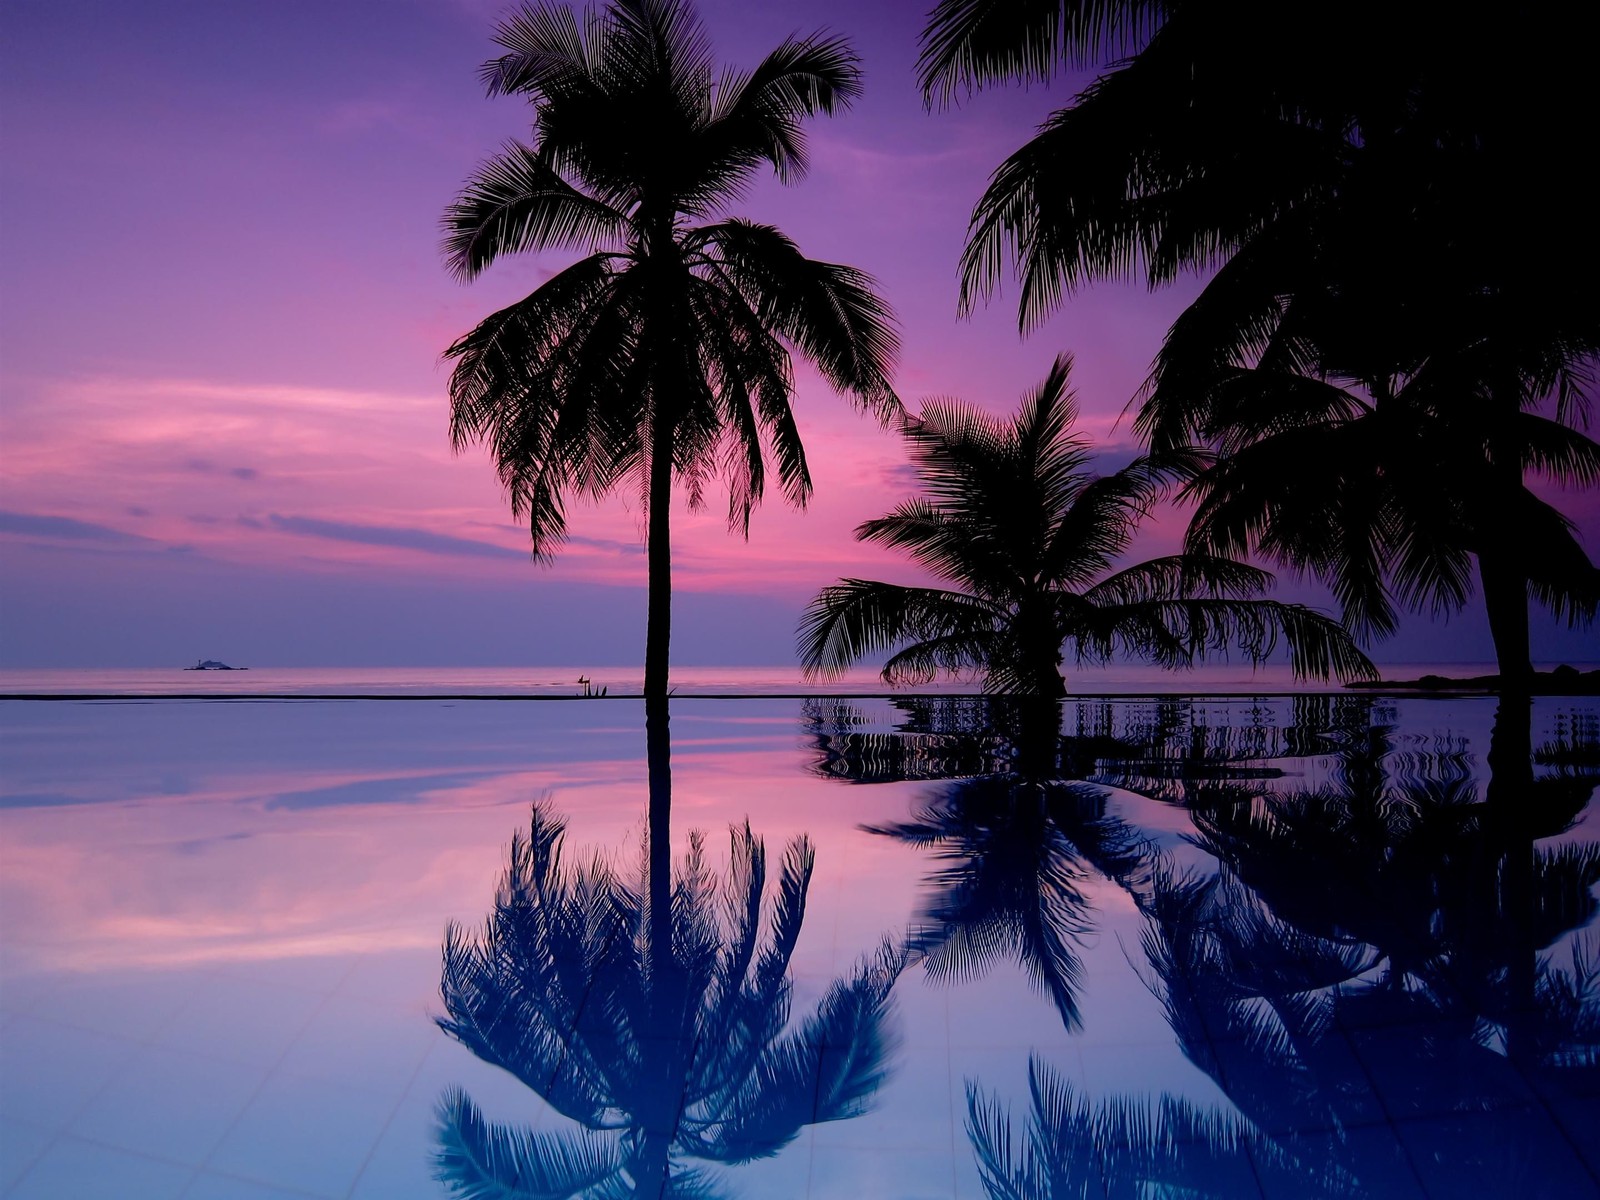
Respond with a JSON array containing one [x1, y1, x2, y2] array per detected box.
[[1, 0, 1592, 669]]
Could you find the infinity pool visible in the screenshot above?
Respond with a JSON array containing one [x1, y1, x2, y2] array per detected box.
[[1, 694, 1595, 1198]]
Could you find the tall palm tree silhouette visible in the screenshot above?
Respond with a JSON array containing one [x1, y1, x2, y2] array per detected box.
[[916, 2, 1599, 685], [444, 0, 899, 699], [435, 799, 904, 1197], [798, 356, 1373, 697], [1135, 236, 1600, 684]]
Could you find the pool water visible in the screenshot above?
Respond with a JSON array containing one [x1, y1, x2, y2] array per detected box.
[[1, 694, 1596, 1198]]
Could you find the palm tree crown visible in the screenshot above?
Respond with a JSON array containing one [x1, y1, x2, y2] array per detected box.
[[444, 0, 899, 696], [436, 802, 904, 1197], [798, 355, 1375, 696], [918, 1, 1599, 682]]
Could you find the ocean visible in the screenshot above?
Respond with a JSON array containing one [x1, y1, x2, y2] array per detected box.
[[0, 659, 1567, 698]]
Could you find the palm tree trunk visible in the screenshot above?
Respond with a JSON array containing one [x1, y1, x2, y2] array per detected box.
[[1485, 695, 1536, 1061], [1479, 424, 1534, 690], [644, 403, 673, 702], [647, 690, 673, 956], [642, 690, 680, 1196], [1480, 547, 1533, 691]]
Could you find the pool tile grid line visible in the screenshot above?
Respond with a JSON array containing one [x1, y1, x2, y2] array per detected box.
[[0, 958, 312, 1197], [1191, 1010, 1402, 1200], [169, 952, 384, 1199], [329, 1014, 442, 1200], [3, 1134, 196, 1200], [937, 991, 962, 1200], [1496, 1035, 1600, 1194]]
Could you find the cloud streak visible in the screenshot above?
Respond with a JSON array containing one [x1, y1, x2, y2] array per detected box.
[[0, 509, 153, 544], [267, 513, 527, 560]]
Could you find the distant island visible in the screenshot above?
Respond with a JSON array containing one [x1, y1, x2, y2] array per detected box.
[[185, 659, 247, 671], [1346, 665, 1598, 695]]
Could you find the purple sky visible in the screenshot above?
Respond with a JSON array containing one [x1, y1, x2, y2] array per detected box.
[[2, 0, 1594, 669]]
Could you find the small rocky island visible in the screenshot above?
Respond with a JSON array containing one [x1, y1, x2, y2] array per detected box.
[[1346, 664, 1598, 695], [185, 659, 247, 671]]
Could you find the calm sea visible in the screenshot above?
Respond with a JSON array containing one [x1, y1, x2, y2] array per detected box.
[[0, 660, 1572, 697]]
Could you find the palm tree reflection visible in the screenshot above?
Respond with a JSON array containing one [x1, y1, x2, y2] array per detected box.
[[435, 701, 902, 1197], [811, 696, 1316, 1030], [967, 1055, 1341, 1199], [964, 699, 1600, 1196]]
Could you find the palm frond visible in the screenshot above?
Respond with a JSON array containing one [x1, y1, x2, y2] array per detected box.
[[1083, 555, 1274, 607], [443, 143, 631, 281], [798, 579, 1003, 681], [699, 32, 862, 194], [1518, 413, 1600, 486], [1073, 596, 1377, 681], [434, 1087, 623, 1200], [481, 2, 600, 100], [696, 941, 904, 1164], [918, 0, 1165, 106], [690, 219, 899, 415]]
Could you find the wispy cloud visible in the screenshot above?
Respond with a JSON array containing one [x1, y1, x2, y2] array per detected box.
[[184, 459, 260, 481], [0, 509, 153, 544], [267, 513, 526, 560]]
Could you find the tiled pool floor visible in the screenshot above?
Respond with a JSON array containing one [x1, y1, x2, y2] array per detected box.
[[2, 695, 1596, 1197]]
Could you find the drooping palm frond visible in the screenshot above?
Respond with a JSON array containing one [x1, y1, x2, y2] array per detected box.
[[444, 143, 633, 280], [918, 0, 1167, 106], [965, 1057, 1322, 1200], [797, 580, 1004, 683], [685, 220, 898, 412], [1069, 596, 1378, 682], [1081, 554, 1273, 606], [956, 31, 1337, 327], [435, 1088, 624, 1200]]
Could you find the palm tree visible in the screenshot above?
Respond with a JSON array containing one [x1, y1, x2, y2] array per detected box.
[[966, 1056, 1337, 1200], [1134, 222, 1600, 683], [435, 800, 904, 1197], [798, 355, 1375, 696], [918, 2, 1599, 686], [444, 0, 899, 699], [863, 765, 1150, 1032]]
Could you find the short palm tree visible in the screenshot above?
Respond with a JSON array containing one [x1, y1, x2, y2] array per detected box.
[[798, 356, 1375, 696], [445, 0, 899, 698]]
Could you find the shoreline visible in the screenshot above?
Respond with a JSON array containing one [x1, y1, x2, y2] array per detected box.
[[4, 684, 1595, 702]]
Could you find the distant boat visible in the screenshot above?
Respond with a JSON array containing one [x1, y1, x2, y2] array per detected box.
[[185, 659, 247, 671]]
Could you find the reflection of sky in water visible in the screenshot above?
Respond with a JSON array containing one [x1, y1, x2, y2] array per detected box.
[[0, 696, 1595, 1197]]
